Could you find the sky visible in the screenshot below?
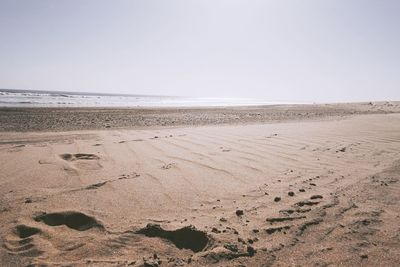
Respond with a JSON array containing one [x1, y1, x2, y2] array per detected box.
[[0, 0, 399, 102]]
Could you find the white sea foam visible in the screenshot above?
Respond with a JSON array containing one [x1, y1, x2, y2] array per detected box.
[[0, 89, 295, 107]]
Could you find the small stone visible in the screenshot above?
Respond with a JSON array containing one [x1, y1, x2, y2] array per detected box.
[[288, 191, 295, 197], [211, 227, 220, 233], [236, 210, 244, 216], [247, 246, 256, 256], [274, 197, 281, 202], [220, 217, 227, 222], [299, 189, 306, 192]]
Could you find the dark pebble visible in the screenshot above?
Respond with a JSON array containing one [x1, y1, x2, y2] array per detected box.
[[236, 210, 244, 216]]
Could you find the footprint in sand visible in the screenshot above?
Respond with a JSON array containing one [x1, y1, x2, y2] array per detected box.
[[3, 224, 43, 257], [14, 224, 41, 238], [136, 224, 210, 252], [8, 144, 26, 153], [34, 211, 104, 231], [161, 163, 176, 170], [4, 211, 104, 259], [60, 153, 99, 161], [59, 153, 102, 171]]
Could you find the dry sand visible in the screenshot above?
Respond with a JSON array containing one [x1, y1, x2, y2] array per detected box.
[[1, 102, 400, 266]]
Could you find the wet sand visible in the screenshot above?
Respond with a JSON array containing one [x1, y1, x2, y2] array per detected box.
[[1, 103, 400, 266], [1, 101, 400, 132]]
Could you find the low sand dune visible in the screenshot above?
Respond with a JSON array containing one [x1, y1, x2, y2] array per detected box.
[[1, 110, 400, 266]]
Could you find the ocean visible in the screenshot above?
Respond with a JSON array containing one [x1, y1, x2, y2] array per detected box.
[[0, 89, 286, 108]]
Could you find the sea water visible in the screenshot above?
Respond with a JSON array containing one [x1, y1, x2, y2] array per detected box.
[[0, 89, 289, 108]]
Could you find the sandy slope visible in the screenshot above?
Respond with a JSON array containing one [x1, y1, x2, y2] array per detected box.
[[1, 113, 400, 266]]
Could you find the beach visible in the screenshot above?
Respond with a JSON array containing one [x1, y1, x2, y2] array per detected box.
[[1, 102, 400, 266]]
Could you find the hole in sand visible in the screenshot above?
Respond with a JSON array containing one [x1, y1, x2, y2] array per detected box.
[[34, 211, 103, 231], [14, 225, 41, 238], [74, 154, 99, 160], [137, 224, 210, 252], [60, 153, 73, 161]]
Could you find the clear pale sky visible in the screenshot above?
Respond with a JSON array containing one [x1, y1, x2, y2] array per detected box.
[[1, 0, 399, 102]]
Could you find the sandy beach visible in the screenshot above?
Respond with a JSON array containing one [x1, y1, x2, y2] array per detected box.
[[1, 103, 400, 266]]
